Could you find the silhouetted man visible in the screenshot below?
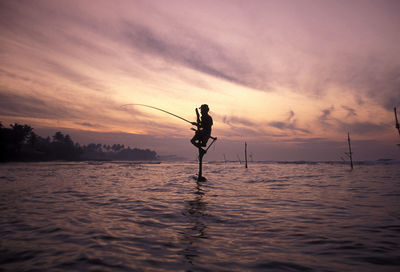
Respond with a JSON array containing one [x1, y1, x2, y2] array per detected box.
[[191, 104, 213, 152]]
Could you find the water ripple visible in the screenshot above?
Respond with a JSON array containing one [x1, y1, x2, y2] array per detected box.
[[0, 162, 399, 271]]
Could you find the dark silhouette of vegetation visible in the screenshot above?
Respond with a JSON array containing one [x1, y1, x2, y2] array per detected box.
[[0, 122, 158, 162]]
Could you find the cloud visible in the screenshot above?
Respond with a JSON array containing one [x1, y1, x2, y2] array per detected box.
[[1, 0, 399, 161], [288, 110, 295, 122], [331, 57, 400, 110], [0, 88, 182, 135], [315, 105, 391, 135], [42, 61, 106, 92], [0, 69, 31, 83], [217, 114, 266, 137], [338, 121, 391, 135], [0, 90, 76, 119], [122, 20, 252, 88], [121, 4, 399, 110], [221, 115, 257, 127], [318, 106, 335, 123], [218, 111, 310, 138], [268, 110, 310, 134], [268, 121, 310, 134], [2, 0, 399, 111], [75, 122, 101, 128], [266, 110, 311, 134], [342, 106, 357, 118]]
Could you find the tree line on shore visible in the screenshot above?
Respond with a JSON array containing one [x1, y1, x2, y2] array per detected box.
[[0, 122, 158, 162]]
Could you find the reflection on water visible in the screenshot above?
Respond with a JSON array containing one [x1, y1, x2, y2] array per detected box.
[[0, 161, 400, 271], [181, 182, 207, 266]]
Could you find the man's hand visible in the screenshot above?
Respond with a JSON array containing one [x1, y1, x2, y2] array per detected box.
[[191, 122, 198, 126]]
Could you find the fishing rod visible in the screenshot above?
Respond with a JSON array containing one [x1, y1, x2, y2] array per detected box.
[[121, 103, 217, 141], [121, 104, 193, 124]]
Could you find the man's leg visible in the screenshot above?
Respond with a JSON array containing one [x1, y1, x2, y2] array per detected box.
[[200, 136, 209, 147], [191, 133, 201, 148]]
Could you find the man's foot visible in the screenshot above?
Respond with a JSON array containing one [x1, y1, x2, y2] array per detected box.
[[191, 140, 201, 148], [199, 148, 207, 156]]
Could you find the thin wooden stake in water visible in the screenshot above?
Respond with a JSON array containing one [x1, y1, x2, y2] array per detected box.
[[347, 132, 354, 170], [245, 142, 248, 169], [395, 107, 400, 136]]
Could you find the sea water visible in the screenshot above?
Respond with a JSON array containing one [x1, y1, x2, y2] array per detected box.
[[0, 161, 399, 271]]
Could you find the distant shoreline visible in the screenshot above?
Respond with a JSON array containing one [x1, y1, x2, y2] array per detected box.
[[1, 122, 159, 163], [2, 159, 399, 165]]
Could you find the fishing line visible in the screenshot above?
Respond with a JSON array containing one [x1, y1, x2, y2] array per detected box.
[[120, 104, 193, 124]]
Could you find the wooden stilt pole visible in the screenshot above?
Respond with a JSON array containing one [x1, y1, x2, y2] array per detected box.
[[197, 137, 217, 181], [198, 147, 204, 181], [347, 132, 354, 170], [395, 107, 400, 147], [395, 107, 400, 135], [245, 142, 248, 169]]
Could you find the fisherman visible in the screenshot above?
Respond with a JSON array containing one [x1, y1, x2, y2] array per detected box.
[[191, 104, 213, 153]]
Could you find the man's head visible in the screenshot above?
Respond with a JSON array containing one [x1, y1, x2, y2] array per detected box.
[[200, 104, 209, 114]]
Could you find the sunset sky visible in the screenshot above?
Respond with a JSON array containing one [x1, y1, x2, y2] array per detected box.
[[1, 0, 399, 161]]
